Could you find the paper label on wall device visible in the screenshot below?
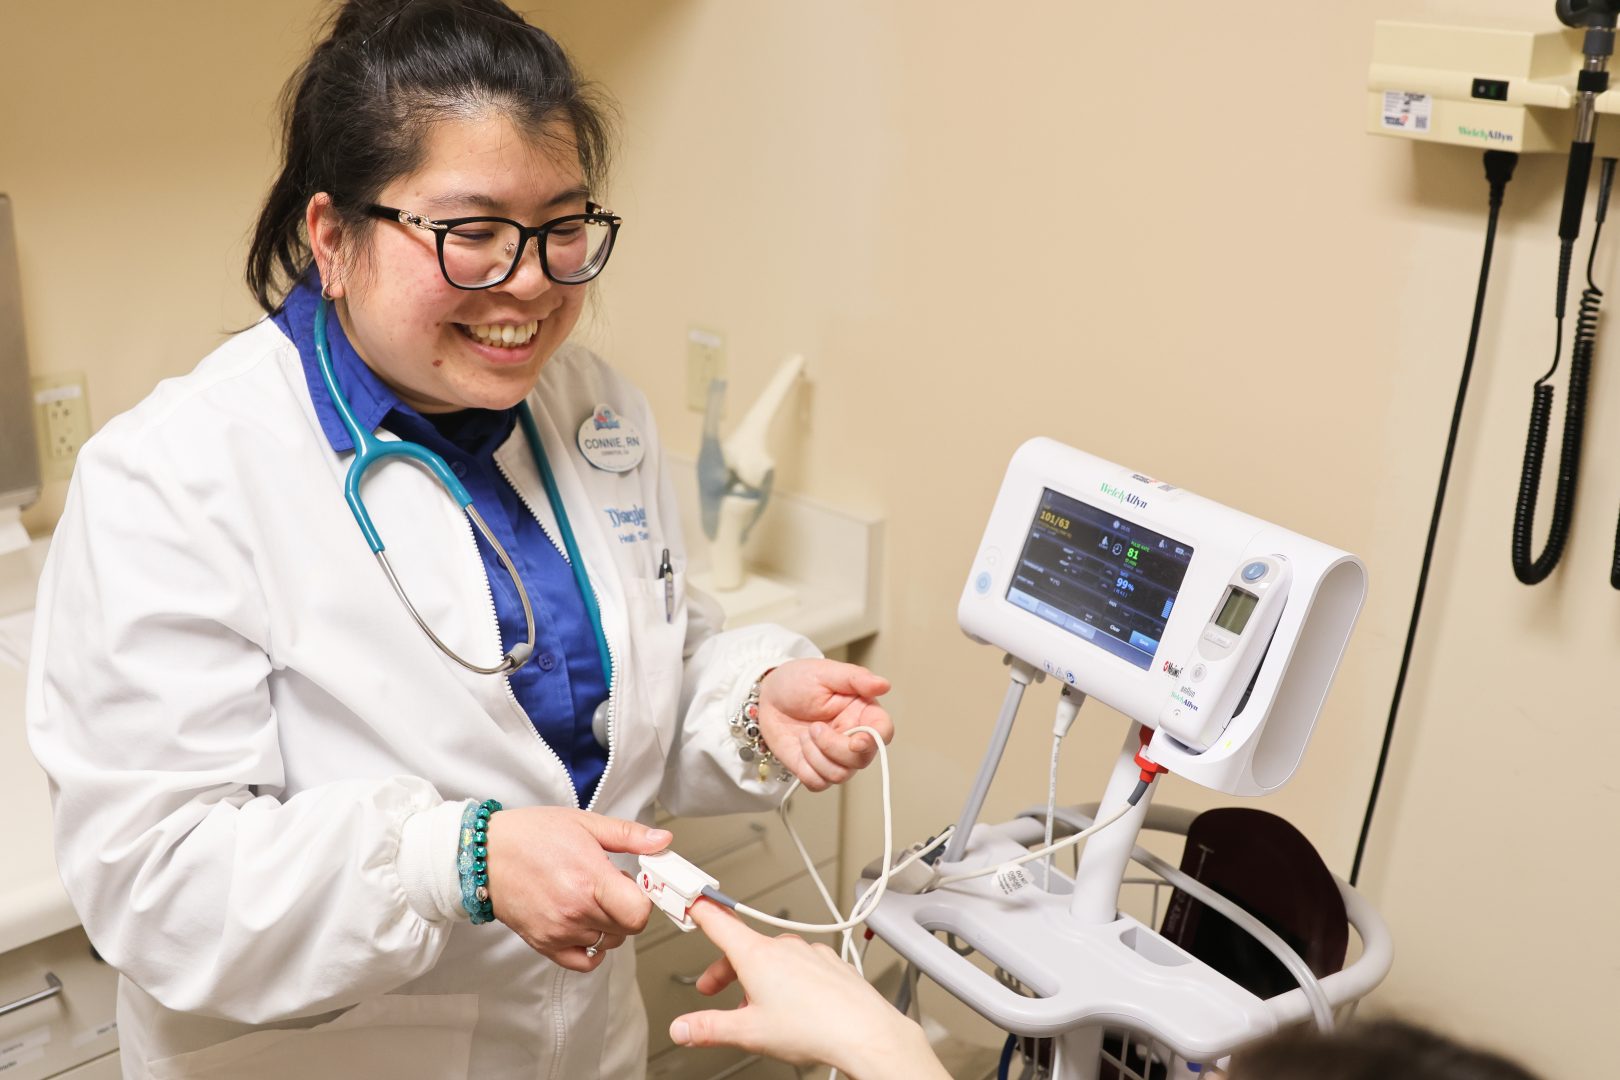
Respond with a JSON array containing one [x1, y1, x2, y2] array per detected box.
[[578, 405, 644, 473], [1382, 91, 1431, 134]]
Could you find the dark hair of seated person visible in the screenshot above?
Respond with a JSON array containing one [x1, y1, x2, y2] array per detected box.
[[1229, 1019, 1540, 1080]]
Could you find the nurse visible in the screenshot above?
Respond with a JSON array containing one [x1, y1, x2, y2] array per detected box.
[[25, 1, 892, 1077]]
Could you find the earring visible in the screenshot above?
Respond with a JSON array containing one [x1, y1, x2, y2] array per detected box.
[[320, 282, 339, 302]]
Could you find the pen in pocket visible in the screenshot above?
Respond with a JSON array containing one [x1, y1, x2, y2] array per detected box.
[[659, 547, 674, 623]]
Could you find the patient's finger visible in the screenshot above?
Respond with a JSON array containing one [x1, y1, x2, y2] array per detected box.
[[695, 953, 738, 996]]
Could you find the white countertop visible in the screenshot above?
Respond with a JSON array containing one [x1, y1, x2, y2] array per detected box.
[[1, 536, 78, 955], [664, 454, 883, 651]]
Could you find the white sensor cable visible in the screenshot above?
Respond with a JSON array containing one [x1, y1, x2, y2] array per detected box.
[[933, 800, 1134, 889], [1043, 689, 1084, 889], [1043, 732, 1062, 889], [702, 725, 955, 936]]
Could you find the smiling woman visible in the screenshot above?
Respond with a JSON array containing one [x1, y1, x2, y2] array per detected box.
[[23, 2, 896, 1078], [306, 112, 600, 412]]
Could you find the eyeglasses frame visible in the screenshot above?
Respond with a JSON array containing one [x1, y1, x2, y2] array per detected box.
[[364, 201, 623, 289]]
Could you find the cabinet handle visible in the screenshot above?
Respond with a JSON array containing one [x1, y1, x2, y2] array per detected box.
[[0, 972, 62, 1018], [689, 822, 768, 866], [670, 908, 791, 986]]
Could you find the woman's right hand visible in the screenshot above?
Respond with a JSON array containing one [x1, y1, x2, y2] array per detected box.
[[485, 806, 669, 972]]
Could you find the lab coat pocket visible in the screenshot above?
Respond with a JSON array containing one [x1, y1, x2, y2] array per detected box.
[[624, 572, 686, 759], [144, 994, 478, 1080]]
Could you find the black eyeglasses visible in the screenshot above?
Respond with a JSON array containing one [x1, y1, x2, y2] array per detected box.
[[366, 202, 623, 289]]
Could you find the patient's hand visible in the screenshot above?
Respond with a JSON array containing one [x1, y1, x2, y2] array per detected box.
[[670, 900, 949, 1080]]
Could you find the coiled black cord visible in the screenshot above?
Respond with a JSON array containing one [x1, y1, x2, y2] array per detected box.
[[1511, 158, 1616, 583], [1613, 448, 1620, 584], [1349, 150, 1517, 888]]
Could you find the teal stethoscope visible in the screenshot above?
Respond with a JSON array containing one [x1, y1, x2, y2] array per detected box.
[[313, 298, 612, 684]]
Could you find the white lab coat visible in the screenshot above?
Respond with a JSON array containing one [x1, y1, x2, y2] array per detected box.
[[25, 318, 818, 1079]]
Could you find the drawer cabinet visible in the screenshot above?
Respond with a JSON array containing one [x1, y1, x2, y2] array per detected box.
[[46, 1053, 118, 1079], [0, 927, 118, 1079], [646, 1046, 804, 1080]]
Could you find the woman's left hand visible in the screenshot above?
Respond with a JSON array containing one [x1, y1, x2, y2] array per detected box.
[[755, 659, 893, 791]]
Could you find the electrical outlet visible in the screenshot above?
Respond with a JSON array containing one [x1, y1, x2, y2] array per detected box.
[[32, 372, 90, 482], [686, 326, 726, 412]]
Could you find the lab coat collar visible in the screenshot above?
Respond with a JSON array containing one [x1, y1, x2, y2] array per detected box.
[[274, 272, 396, 454]]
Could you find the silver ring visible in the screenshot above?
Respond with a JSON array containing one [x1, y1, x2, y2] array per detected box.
[[585, 931, 606, 958]]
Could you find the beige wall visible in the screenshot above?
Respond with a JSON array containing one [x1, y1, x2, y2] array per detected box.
[[4, 0, 323, 527], [5, 0, 1612, 1072], [536, 2, 1618, 1069]]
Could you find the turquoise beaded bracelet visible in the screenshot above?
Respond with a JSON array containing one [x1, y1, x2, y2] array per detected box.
[[457, 798, 502, 924]]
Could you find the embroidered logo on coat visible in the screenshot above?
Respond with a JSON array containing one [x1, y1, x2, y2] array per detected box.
[[605, 505, 650, 544]]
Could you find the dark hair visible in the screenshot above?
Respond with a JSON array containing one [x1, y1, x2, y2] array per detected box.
[[1229, 1019, 1540, 1080], [245, 0, 614, 314]]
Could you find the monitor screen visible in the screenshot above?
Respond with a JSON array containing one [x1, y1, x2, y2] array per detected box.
[[1006, 487, 1194, 670]]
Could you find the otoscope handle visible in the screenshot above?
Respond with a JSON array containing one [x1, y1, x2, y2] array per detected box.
[[1561, 140, 1597, 243]]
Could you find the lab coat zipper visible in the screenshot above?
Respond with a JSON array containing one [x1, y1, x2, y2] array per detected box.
[[478, 460, 616, 1080], [544, 965, 569, 1080], [456, 509, 581, 809], [579, 574, 618, 815], [493, 455, 620, 814]]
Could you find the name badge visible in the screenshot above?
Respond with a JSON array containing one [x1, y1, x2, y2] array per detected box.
[[577, 404, 645, 473]]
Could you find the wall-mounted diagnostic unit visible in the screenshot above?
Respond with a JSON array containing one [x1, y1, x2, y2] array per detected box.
[[1367, 20, 1620, 154], [1357, 1, 1620, 892]]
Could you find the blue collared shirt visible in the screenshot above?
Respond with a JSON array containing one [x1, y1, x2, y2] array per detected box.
[[276, 276, 608, 805]]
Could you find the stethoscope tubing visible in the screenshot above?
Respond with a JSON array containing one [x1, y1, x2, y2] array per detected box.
[[517, 403, 613, 687], [313, 298, 538, 676]]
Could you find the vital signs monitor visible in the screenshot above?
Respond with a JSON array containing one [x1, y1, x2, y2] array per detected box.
[[639, 436, 1382, 1080], [959, 438, 1365, 793]]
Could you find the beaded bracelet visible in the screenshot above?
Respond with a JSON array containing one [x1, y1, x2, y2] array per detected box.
[[730, 679, 791, 783], [457, 798, 502, 924]]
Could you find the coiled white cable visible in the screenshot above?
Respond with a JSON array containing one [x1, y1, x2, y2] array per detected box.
[[709, 725, 955, 936], [730, 718, 1136, 908], [1042, 733, 1062, 889], [1043, 689, 1083, 890], [933, 800, 1133, 889], [775, 778, 857, 967]]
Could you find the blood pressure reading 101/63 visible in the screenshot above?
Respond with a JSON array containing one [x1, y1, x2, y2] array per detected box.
[[1006, 488, 1194, 670]]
